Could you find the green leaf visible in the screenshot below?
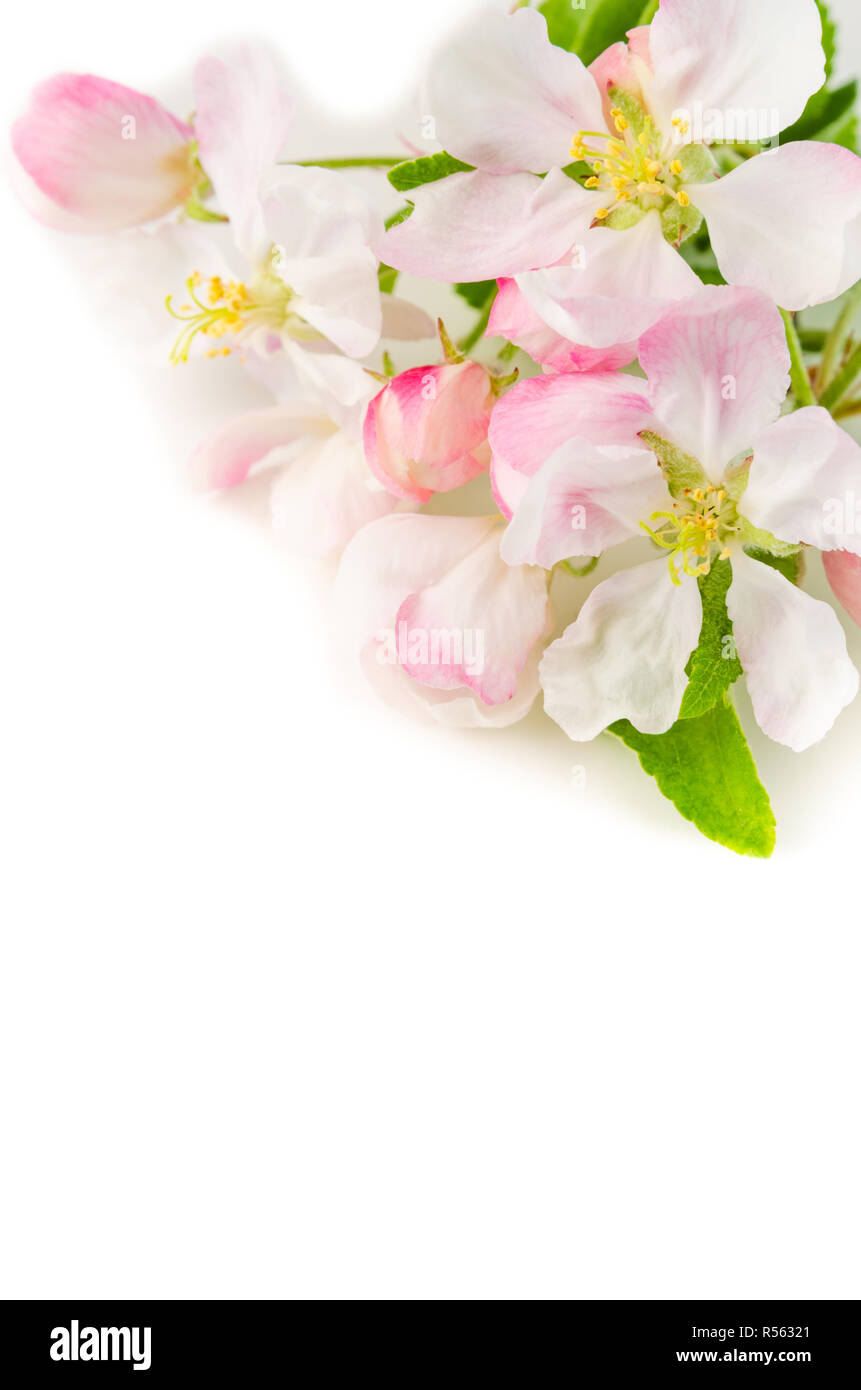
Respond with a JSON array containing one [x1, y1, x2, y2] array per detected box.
[[538, 0, 586, 52], [638, 0, 659, 22], [540, 0, 651, 65], [781, 79, 857, 145], [639, 430, 708, 498], [378, 263, 398, 294], [679, 562, 743, 720], [818, 0, 837, 79], [388, 152, 473, 193], [576, 0, 654, 67], [455, 280, 497, 310], [609, 696, 776, 858]]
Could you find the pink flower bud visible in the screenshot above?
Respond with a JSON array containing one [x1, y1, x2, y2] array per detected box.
[[363, 361, 495, 503]]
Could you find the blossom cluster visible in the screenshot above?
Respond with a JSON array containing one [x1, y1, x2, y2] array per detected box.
[[12, 0, 861, 856]]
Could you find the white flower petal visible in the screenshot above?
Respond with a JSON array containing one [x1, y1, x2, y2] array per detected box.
[[540, 560, 703, 740], [382, 168, 597, 281], [648, 0, 824, 140], [727, 550, 858, 751], [692, 143, 861, 310], [425, 8, 605, 173], [194, 44, 294, 263], [746, 408, 861, 553]]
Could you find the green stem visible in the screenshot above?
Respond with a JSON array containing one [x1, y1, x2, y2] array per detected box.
[[819, 279, 861, 392], [820, 340, 861, 413], [458, 290, 497, 355], [780, 309, 816, 409], [292, 156, 405, 170]]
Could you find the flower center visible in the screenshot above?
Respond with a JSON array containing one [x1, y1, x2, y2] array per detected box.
[[165, 252, 320, 363], [571, 109, 691, 223], [640, 485, 739, 585]]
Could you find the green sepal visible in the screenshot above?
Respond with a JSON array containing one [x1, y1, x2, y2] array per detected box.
[[608, 695, 776, 858], [606, 202, 648, 231], [743, 547, 807, 586], [639, 430, 708, 499], [184, 195, 228, 224], [388, 152, 473, 193], [378, 263, 398, 294], [661, 198, 704, 247], [737, 518, 803, 559], [678, 561, 742, 721], [561, 556, 600, 578], [385, 205, 412, 230]]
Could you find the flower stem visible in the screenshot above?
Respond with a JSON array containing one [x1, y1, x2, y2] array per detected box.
[[780, 309, 816, 409], [292, 156, 405, 169], [819, 279, 861, 392], [820, 340, 861, 413], [458, 288, 498, 355]]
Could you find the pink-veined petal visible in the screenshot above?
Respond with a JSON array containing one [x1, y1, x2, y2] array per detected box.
[[638, 285, 790, 479], [11, 73, 192, 231], [489, 371, 653, 517], [489, 278, 638, 374], [500, 440, 666, 568], [692, 143, 861, 310], [381, 168, 598, 281], [727, 549, 858, 751], [745, 408, 861, 553], [515, 210, 701, 350], [334, 513, 550, 725], [425, 7, 605, 173], [540, 559, 703, 740]]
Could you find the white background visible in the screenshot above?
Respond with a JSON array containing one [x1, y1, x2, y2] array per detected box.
[[2, 0, 860, 1300]]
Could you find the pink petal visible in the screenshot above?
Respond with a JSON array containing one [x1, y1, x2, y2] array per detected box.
[[190, 404, 333, 491], [334, 513, 551, 724], [364, 362, 494, 503], [514, 209, 701, 351], [193, 44, 294, 263], [11, 74, 192, 231], [489, 372, 653, 517], [823, 551, 861, 627], [381, 168, 598, 281], [489, 278, 637, 374], [692, 143, 861, 310], [425, 7, 605, 174], [638, 285, 790, 479], [500, 440, 667, 569]]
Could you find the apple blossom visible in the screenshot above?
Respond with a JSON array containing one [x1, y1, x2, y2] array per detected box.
[[10, 74, 196, 232], [498, 286, 861, 752], [383, 1, 861, 357], [334, 514, 552, 727], [363, 358, 497, 503], [190, 357, 400, 556]]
